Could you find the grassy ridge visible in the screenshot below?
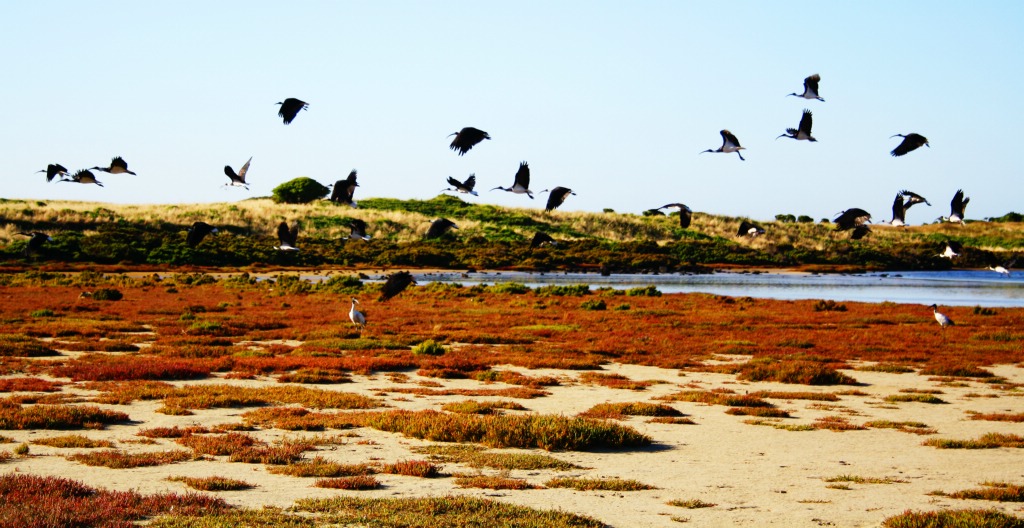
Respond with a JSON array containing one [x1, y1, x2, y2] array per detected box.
[[1, 196, 1021, 270]]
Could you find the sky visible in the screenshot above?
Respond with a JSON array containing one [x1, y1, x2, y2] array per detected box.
[[3, 1, 1022, 222]]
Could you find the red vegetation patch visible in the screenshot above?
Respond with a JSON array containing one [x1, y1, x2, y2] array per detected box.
[[0, 377, 64, 393], [176, 432, 262, 456], [0, 403, 130, 430], [50, 357, 212, 382], [578, 372, 656, 390], [314, 475, 380, 490], [0, 474, 227, 527]]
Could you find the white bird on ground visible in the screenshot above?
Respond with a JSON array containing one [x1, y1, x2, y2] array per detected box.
[[929, 304, 954, 328], [349, 298, 366, 327]]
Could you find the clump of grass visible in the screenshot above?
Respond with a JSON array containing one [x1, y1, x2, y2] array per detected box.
[[626, 285, 661, 297], [412, 444, 583, 471], [579, 299, 606, 311], [725, 407, 791, 418], [856, 363, 915, 373], [0, 403, 130, 430], [881, 508, 1024, 527], [0, 334, 58, 357], [969, 412, 1024, 423], [31, 434, 115, 448], [544, 477, 656, 491], [930, 482, 1024, 502], [268, 456, 375, 477], [647, 416, 697, 424], [668, 499, 716, 509], [13, 443, 28, 456], [137, 425, 211, 438], [534, 284, 590, 296], [812, 416, 866, 431], [923, 433, 1024, 449], [824, 475, 908, 484], [314, 475, 380, 490], [884, 394, 948, 404], [441, 399, 527, 415], [658, 389, 774, 408], [175, 432, 262, 456], [454, 474, 540, 490], [578, 402, 682, 419], [736, 359, 858, 385], [864, 420, 936, 435], [412, 339, 446, 356], [379, 459, 441, 478], [813, 299, 847, 312], [750, 390, 840, 401], [229, 441, 313, 465], [67, 449, 194, 468], [920, 364, 994, 378], [578, 372, 656, 390], [167, 476, 254, 491], [277, 368, 351, 384], [0, 377, 64, 392]]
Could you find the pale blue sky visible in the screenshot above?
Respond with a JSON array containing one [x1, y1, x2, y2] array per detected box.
[[3, 2, 1021, 221]]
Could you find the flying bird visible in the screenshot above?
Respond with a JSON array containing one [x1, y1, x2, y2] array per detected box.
[[443, 174, 478, 196], [658, 203, 693, 228], [349, 298, 366, 327], [938, 240, 963, 259], [275, 222, 300, 251], [777, 109, 817, 142], [899, 190, 930, 209], [38, 164, 68, 182], [330, 170, 359, 207], [737, 220, 765, 237], [18, 231, 51, 257], [224, 157, 252, 189], [540, 186, 575, 212], [425, 218, 458, 239], [851, 225, 871, 240], [348, 219, 371, 241], [60, 169, 103, 187], [91, 156, 136, 175], [890, 194, 908, 226], [833, 208, 871, 230], [379, 271, 415, 302], [929, 304, 954, 328], [701, 130, 745, 160], [890, 133, 929, 157], [491, 162, 533, 198], [276, 98, 308, 125], [448, 127, 490, 155], [186, 222, 218, 247], [530, 232, 557, 248], [787, 74, 824, 101], [948, 189, 970, 223], [988, 258, 1015, 277]]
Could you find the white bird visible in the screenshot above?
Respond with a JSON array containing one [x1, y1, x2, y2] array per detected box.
[[443, 174, 478, 196], [938, 240, 963, 259], [348, 219, 371, 241], [701, 130, 745, 160], [948, 189, 970, 224], [224, 157, 252, 189], [737, 220, 765, 237], [988, 258, 1015, 277], [777, 109, 816, 141], [349, 298, 366, 327], [929, 304, 954, 328], [787, 74, 824, 101], [491, 162, 533, 198], [890, 194, 907, 226], [275, 222, 300, 251]]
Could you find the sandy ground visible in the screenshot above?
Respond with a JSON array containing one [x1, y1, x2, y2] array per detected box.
[[3, 361, 1024, 527]]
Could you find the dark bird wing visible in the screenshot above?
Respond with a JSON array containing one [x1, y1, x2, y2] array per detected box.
[[804, 74, 821, 95], [462, 174, 476, 192], [449, 127, 490, 155], [350, 219, 368, 238], [947, 240, 964, 253], [721, 130, 742, 148], [277, 222, 298, 247], [186, 222, 215, 247], [446, 176, 461, 188], [545, 187, 573, 211], [851, 225, 871, 240], [379, 271, 415, 302], [111, 157, 128, 170], [278, 98, 308, 124], [951, 189, 969, 216], [426, 218, 457, 239], [514, 162, 530, 189], [891, 133, 928, 156], [899, 189, 929, 207], [237, 157, 252, 181], [891, 194, 905, 223], [44, 164, 68, 182], [834, 208, 871, 230], [530, 232, 556, 248], [798, 109, 813, 135]]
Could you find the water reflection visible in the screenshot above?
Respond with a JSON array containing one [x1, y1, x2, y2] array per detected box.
[[409, 269, 1024, 308]]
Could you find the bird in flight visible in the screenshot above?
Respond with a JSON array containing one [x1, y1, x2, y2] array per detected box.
[[425, 218, 458, 239], [379, 271, 415, 301], [277, 98, 308, 125], [448, 127, 490, 155], [60, 169, 103, 187], [224, 157, 252, 189], [787, 74, 824, 101], [330, 170, 359, 207], [186, 222, 218, 247], [937, 240, 963, 259], [530, 232, 557, 248], [737, 220, 765, 237], [92, 156, 136, 175], [18, 231, 52, 257], [890, 133, 929, 157], [348, 219, 371, 241], [777, 109, 816, 142], [443, 174, 478, 196], [540, 187, 575, 212], [275, 222, 300, 251], [38, 164, 68, 182], [701, 130, 745, 160], [491, 162, 533, 198], [658, 203, 693, 228], [833, 208, 871, 231], [948, 189, 970, 224]]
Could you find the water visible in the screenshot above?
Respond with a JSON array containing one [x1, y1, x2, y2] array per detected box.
[[406, 269, 1024, 308]]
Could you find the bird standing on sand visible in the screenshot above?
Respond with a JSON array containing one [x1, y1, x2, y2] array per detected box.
[[277, 98, 308, 124], [491, 162, 533, 198], [224, 157, 252, 189], [788, 74, 824, 101], [701, 130, 746, 160], [777, 109, 817, 142], [330, 170, 359, 207], [275, 222, 300, 251], [349, 298, 366, 327], [379, 271, 415, 301], [929, 304, 954, 328], [448, 127, 490, 155], [443, 174, 478, 196], [92, 156, 136, 175], [38, 164, 68, 182], [890, 133, 929, 157]]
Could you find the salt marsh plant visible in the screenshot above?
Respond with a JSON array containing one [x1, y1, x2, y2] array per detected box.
[[544, 477, 656, 491], [167, 476, 254, 491]]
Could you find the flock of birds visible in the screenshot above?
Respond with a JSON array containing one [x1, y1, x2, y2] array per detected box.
[[20, 80, 1017, 328]]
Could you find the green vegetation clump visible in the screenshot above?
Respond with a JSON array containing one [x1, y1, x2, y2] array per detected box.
[[881, 508, 1024, 527], [580, 299, 606, 311], [272, 177, 330, 204], [412, 340, 446, 356], [90, 288, 123, 301], [535, 284, 590, 296]]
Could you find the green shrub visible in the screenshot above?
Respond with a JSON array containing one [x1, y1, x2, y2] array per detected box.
[[580, 299, 606, 311], [412, 340, 446, 356], [91, 288, 123, 301], [271, 177, 330, 204]]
